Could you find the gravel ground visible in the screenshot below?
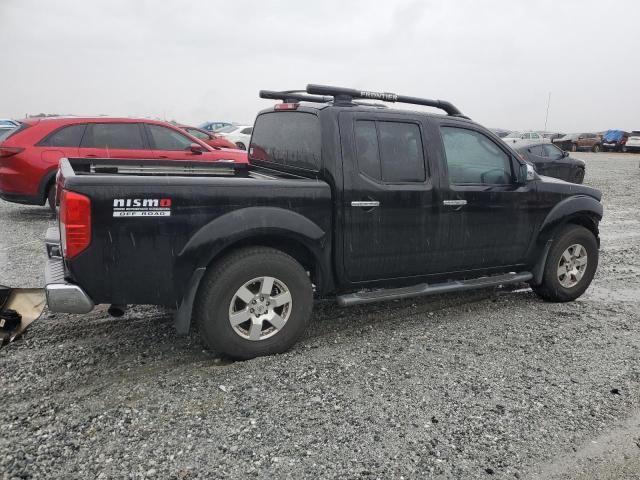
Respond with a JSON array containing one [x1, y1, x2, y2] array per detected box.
[[1, 153, 639, 479]]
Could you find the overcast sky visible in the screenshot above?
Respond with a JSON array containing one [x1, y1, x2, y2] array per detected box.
[[1, 0, 639, 132]]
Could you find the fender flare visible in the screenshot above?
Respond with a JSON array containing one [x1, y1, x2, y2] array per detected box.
[[538, 195, 603, 237], [528, 195, 602, 285], [173, 207, 329, 334]]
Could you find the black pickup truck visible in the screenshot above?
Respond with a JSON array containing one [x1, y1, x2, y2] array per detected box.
[[44, 85, 603, 359]]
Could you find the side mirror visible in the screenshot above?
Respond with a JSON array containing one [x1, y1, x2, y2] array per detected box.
[[517, 162, 536, 184], [562, 150, 570, 158], [188, 143, 204, 154]]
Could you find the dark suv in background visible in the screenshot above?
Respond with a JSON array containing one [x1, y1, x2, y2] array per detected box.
[[553, 133, 602, 152]]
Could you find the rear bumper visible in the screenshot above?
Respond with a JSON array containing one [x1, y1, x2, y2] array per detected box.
[[44, 227, 94, 314]]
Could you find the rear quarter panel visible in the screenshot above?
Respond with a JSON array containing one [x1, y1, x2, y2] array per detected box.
[[62, 174, 332, 306]]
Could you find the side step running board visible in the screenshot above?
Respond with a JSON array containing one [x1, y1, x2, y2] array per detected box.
[[336, 272, 533, 307]]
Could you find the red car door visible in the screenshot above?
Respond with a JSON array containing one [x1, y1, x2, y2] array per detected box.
[[78, 123, 152, 159]]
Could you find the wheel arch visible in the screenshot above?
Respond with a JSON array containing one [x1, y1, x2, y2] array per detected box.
[[538, 195, 602, 243], [172, 207, 333, 334], [37, 168, 58, 205], [529, 196, 602, 285]]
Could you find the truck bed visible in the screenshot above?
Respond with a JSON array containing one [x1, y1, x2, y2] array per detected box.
[[56, 158, 333, 306]]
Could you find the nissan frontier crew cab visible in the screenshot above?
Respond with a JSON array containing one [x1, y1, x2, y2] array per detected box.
[[43, 85, 603, 359]]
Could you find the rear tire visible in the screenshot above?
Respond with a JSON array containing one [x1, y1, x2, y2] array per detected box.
[[193, 247, 313, 360], [531, 225, 598, 302], [592, 144, 601, 153]]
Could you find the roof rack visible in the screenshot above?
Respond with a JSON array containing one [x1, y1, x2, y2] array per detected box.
[[306, 84, 466, 117], [259, 90, 332, 104]]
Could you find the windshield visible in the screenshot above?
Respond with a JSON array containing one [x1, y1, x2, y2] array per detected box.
[[504, 131, 522, 139], [217, 125, 238, 134], [0, 128, 15, 141]]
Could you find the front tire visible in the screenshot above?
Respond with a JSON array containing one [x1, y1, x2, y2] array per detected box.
[[531, 225, 598, 302], [235, 142, 246, 150], [592, 144, 601, 153], [194, 247, 313, 360], [571, 143, 578, 152]]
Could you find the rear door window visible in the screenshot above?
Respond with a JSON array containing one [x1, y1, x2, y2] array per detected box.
[[354, 120, 426, 183], [250, 112, 321, 171], [39, 124, 86, 147], [354, 120, 382, 180], [82, 123, 146, 150]]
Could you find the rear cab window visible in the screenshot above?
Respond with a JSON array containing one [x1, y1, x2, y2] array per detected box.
[[250, 111, 321, 172]]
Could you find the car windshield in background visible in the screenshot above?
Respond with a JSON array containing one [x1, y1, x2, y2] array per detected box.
[[217, 125, 238, 134], [504, 132, 522, 139], [0, 128, 15, 141], [631, 131, 640, 137]]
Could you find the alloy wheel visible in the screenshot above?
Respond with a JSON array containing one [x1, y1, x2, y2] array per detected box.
[[557, 244, 588, 288], [228, 276, 292, 341]]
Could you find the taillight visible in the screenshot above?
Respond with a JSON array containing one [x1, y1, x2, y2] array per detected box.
[[60, 190, 91, 258], [274, 103, 298, 111], [0, 147, 24, 158]]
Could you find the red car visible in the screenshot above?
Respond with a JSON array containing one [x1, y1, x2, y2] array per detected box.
[[178, 125, 238, 149], [0, 117, 248, 209]]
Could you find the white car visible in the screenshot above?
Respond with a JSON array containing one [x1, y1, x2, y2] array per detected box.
[[0, 118, 20, 128], [625, 131, 640, 152], [502, 130, 548, 147], [217, 124, 253, 150]]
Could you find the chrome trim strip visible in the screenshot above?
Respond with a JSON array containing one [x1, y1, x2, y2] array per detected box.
[[443, 199, 467, 206], [351, 200, 380, 207]]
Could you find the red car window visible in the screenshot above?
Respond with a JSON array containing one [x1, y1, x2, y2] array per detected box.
[[147, 125, 194, 151], [81, 123, 146, 150]]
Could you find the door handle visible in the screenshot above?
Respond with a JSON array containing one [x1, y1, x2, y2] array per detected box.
[[351, 200, 380, 208], [443, 199, 467, 206]]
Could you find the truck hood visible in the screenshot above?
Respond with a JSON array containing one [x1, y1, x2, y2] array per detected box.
[[537, 175, 602, 202]]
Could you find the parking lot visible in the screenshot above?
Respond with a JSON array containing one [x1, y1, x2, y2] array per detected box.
[[0, 152, 639, 479]]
